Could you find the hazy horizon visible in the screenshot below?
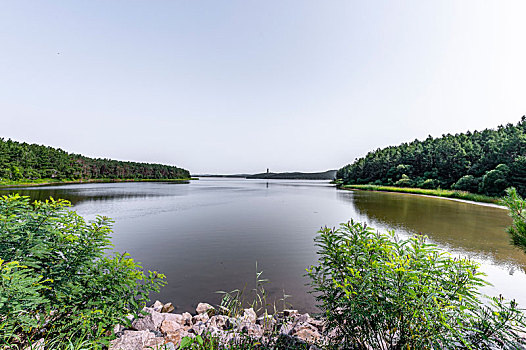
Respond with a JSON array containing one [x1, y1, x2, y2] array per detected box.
[[2, 1, 525, 174]]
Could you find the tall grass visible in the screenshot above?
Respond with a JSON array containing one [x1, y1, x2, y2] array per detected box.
[[340, 184, 500, 204]]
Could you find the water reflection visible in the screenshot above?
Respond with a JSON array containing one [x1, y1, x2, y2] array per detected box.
[[1, 180, 524, 312]]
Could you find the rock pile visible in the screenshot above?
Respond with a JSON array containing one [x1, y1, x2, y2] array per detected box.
[[109, 301, 325, 350]]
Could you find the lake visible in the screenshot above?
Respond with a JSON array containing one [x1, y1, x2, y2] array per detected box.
[[2, 178, 525, 313]]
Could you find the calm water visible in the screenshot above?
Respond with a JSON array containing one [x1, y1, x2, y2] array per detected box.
[[2, 178, 524, 313]]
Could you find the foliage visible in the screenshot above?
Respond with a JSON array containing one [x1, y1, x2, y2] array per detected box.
[[452, 175, 479, 193], [0, 138, 190, 182], [337, 117, 526, 197], [0, 194, 166, 348], [178, 333, 311, 350], [307, 221, 526, 349], [502, 187, 526, 254]]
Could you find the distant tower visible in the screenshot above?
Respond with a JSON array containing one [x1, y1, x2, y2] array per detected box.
[[266, 168, 269, 174]]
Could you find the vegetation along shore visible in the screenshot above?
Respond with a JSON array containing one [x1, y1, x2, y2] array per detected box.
[[337, 117, 526, 199], [339, 184, 501, 205]]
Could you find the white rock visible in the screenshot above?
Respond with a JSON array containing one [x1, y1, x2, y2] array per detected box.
[[163, 313, 185, 325], [242, 308, 257, 323], [132, 308, 164, 331], [151, 300, 164, 313], [109, 330, 156, 350], [196, 302, 215, 315], [161, 319, 183, 334], [283, 309, 298, 317], [182, 312, 193, 326]]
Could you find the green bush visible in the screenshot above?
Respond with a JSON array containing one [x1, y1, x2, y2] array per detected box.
[[0, 194, 166, 348], [393, 174, 412, 188], [452, 175, 479, 193], [503, 187, 526, 254], [307, 221, 526, 349], [421, 178, 439, 189]]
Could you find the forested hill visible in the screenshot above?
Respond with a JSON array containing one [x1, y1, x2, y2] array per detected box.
[[0, 138, 190, 181], [337, 117, 526, 197]]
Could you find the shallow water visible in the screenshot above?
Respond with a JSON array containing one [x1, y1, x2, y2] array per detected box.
[[2, 178, 524, 313]]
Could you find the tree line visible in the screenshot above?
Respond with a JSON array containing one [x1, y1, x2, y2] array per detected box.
[[0, 138, 190, 181], [337, 116, 526, 197]]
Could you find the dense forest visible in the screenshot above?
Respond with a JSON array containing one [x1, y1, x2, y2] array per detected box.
[[0, 138, 190, 182], [337, 117, 526, 197]]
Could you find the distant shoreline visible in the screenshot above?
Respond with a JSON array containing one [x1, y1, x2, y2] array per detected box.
[[0, 178, 194, 189], [196, 170, 337, 181]]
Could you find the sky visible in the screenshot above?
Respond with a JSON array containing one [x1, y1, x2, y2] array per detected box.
[[1, 1, 526, 174]]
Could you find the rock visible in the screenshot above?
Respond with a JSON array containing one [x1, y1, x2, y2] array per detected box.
[[209, 315, 228, 330], [292, 322, 321, 343], [162, 302, 175, 313], [163, 313, 185, 326], [283, 309, 298, 317], [151, 300, 164, 313], [280, 322, 294, 336], [308, 319, 324, 332], [143, 337, 165, 350], [196, 302, 215, 315], [163, 343, 176, 350], [181, 312, 193, 326], [242, 308, 257, 323], [239, 322, 263, 337], [161, 319, 183, 334], [132, 308, 164, 331], [193, 312, 209, 323], [190, 321, 207, 335], [109, 330, 156, 350]]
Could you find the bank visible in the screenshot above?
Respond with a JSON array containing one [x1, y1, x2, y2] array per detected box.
[[0, 178, 195, 189], [338, 183, 501, 205]]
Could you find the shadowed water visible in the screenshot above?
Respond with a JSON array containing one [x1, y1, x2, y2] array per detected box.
[[2, 178, 524, 313]]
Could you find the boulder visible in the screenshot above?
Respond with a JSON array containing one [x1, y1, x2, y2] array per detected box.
[[283, 309, 298, 317], [161, 319, 183, 334], [143, 337, 165, 350], [181, 312, 193, 326], [163, 313, 185, 326], [209, 315, 228, 330], [193, 312, 209, 323], [196, 302, 215, 315], [291, 322, 321, 343], [109, 330, 156, 350], [132, 308, 164, 331], [151, 300, 164, 313], [162, 302, 175, 313], [241, 308, 257, 324], [165, 329, 191, 346]]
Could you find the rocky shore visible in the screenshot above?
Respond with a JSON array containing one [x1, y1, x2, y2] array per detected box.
[[109, 301, 326, 350]]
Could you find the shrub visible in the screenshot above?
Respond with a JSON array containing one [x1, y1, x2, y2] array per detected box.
[[307, 221, 526, 349], [421, 178, 439, 189], [393, 174, 412, 188], [452, 175, 480, 193], [481, 164, 510, 196], [0, 194, 166, 348], [502, 187, 526, 254]]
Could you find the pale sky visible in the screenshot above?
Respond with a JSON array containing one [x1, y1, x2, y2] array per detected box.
[[1, 1, 525, 174]]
